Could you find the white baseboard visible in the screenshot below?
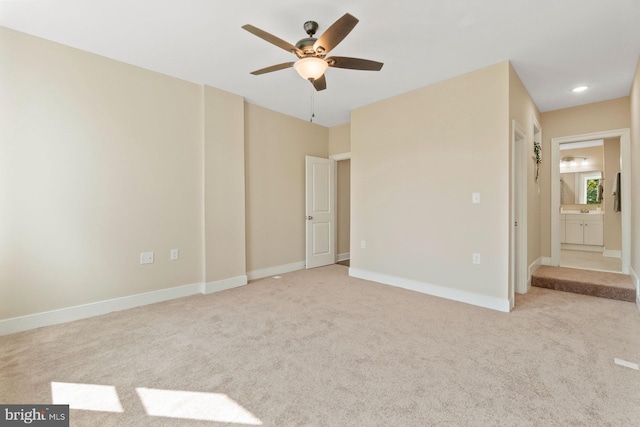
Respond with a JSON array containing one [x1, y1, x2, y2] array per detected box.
[[201, 275, 247, 294], [603, 249, 622, 259], [561, 243, 603, 252], [528, 257, 542, 290], [348, 268, 510, 313], [541, 257, 552, 266], [247, 261, 306, 281], [337, 252, 350, 262], [630, 267, 639, 311], [0, 282, 203, 336]]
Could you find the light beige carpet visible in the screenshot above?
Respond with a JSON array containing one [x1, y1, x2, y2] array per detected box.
[[2, 264, 640, 426]]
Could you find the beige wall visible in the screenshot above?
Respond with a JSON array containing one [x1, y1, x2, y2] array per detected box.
[[337, 160, 351, 256], [0, 28, 204, 319], [509, 64, 542, 267], [204, 86, 246, 282], [329, 123, 351, 155], [560, 146, 605, 179], [244, 103, 328, 272], [539, 97, 631, 258], [0, 27, 335, 322], [630, 56, 640, 284], [5, 24, 636, 324], [351, 62, 510, 301]]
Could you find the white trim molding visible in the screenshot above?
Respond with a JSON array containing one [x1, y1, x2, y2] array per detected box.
[[0, 282, 204, 336], [630, 267, 639, 311], [528, 257, 542, 289], [337, 252, 350, 262], [602, 249, 622, 259], [201, 275, 247, 294], [247, 261, 306, 281], [510, 119, 528, 298], [349, 268, 510, 313], [561, 244, 603, 253], [329, 152, 351, 161]]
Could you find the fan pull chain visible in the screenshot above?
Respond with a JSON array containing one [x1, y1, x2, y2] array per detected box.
[[310, 83, 315, 123]]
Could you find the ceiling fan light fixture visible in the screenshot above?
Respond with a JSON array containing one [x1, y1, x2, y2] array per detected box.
[[294, 57, 328, 81]]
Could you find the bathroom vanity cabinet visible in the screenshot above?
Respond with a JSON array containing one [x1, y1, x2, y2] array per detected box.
[[560, 213, 603, 246]]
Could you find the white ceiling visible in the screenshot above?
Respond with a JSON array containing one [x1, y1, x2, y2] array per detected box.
[[2, 0, 639, 127]]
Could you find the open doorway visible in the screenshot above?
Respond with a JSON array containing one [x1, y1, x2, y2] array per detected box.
[[330, 153, 351, 267], [551, 129, 631, 274], [558, 138, 622, 272]]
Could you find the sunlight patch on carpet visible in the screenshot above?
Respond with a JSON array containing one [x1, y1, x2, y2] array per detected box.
[[614, 358, 639, 370], [51, 382, 123, 412], [136, 387, 262, 424]]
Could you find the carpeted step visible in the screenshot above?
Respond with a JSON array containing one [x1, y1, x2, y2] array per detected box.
[[532, 266, 636, 302]]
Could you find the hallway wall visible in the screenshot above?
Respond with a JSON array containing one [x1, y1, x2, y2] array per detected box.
[[351, 62, 511, 309]]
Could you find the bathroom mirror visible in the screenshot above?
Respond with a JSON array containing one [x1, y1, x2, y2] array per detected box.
[[560, 170, 602, 205]]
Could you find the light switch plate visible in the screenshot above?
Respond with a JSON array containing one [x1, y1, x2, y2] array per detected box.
[[472, 192, 480, 204], [140, 252, 154, 264]]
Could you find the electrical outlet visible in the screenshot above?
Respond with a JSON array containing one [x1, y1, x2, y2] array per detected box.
[[361, 240, 366, 249], [170, 249, 179, 261], [473, 253, 481, 264], [140, 252, 154, 265]]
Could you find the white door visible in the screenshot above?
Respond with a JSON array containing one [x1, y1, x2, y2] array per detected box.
[[305, 156, 336, 269]]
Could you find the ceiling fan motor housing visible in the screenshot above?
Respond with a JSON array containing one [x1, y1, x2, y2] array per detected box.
[[295, 37, 318, 55], [296, 21, 322, 56]]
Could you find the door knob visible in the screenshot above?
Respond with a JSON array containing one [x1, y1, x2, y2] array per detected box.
[[306, 215, 313, 220]]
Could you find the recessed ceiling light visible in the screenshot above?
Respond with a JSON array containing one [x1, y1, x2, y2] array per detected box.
[[572, 86, 588, 93]]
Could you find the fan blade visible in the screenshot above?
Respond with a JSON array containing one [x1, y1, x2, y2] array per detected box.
[[242, 24, 303, 56], [250, 62, 295, 75], [313, 13, 359, 55], [327, 56, 384, 71], [312, 74, 327, 91]]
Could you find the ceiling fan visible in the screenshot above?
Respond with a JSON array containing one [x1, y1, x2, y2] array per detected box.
[[242, 13, 383, 91]]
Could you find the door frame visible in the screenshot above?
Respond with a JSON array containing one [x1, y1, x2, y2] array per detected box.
[[510, 120, 527, 310], [330, 151, 351, 264], [550, 128, 631, 273], [329, 152, 351, 162]]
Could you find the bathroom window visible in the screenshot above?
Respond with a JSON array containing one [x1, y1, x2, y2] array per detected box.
[[577, 171, 602, 204], [585, 178, 600, 204]]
